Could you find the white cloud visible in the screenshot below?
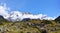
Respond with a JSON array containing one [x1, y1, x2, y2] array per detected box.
[[0, 3, 56, 21], [0, 3, 9, 19]]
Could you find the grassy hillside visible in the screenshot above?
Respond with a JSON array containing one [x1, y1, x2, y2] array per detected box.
[[0, 19, 60, 33], [0, 16, 60, 33]]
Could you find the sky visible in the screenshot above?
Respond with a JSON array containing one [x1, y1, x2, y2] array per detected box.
[[0, 0, 60, 17]]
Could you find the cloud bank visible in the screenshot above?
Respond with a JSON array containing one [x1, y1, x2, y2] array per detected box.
[[0, 3, 56, 21]]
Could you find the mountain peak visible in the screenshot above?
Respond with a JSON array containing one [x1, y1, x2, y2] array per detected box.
[[55, 16, 60, 21]]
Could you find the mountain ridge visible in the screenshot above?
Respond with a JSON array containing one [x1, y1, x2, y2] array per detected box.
[[3, 11, 55, 22]]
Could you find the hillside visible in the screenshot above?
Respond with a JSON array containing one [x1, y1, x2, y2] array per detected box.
[[0, 16, 60, 33]]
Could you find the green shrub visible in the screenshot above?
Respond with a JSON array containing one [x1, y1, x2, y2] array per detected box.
[[41, 20, 52, 24]]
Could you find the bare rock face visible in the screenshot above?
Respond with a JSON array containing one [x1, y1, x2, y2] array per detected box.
[[55, 16, 60, 21], [41, 29, 48, 33], [0, 15, 4, 21], [0, 28, 2, 32], [27, 32, 31, 33], [55, 16, 60, 23], [22, 18, 31, 22], [41, 28, 48, 33]]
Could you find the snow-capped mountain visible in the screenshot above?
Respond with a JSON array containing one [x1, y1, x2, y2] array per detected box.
[[7, 11, 24, 21], [1, 11, 56, 22], [5, 11, 55, 22], [0, 3, 56, 22]]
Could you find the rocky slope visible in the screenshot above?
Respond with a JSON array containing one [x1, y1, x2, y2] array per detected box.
[[0, 16, 60, 33]]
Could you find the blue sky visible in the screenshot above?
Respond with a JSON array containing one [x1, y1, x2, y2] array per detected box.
[[0, 0, 60, 17]]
